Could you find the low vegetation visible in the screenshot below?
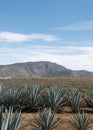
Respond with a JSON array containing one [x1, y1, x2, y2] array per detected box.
[[85, 90, 93, 108], [47, 86, 66, 112], [67, 88, 81, 112], [25, 84, 43, 112], [31, 108, 62, 130], [0, 106, 21, 130], [68, 111, 93, 130], [0, 78, 93, 130]]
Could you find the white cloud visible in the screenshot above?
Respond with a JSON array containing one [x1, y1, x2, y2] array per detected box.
[[0, 45, 93, 71], [53, 20, 93, 30], [0, 32, 59, 43]]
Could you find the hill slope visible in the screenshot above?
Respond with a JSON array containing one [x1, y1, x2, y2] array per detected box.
[[0, 61, 93, 78]]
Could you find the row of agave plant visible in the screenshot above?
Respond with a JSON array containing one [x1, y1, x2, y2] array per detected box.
[[0, 106, 93, 130], [0, 84, 93, 130], [32, 108, 93, 130], [0, 84, 93, 113]]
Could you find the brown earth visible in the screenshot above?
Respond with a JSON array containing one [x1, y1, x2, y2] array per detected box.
[[19, 112, 93, 130]]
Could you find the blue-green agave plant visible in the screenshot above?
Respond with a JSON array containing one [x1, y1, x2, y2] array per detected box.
[[68, 111, 93, 130], [0, 106, 21, 130], [48, 86, 66, 112], [31, 108, 62, 130]]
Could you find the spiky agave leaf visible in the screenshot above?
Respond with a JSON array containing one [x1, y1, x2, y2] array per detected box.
[[0, 85, 6, 105], [85, 90, 93, 108], [0, 106, 21, 130], [4, 88, 21, 109], [26, 84, 42, 112], [31, 108, 62, 130], [68, 111, 93, 130], [48, 86, 66, 112], [0, 106, 3, 130], [68, 88, 81, 112]]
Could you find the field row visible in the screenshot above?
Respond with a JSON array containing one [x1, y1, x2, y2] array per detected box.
[[0, 83, 93, 113]]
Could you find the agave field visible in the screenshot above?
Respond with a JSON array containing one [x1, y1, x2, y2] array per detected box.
[[0, 78, 93, 130]]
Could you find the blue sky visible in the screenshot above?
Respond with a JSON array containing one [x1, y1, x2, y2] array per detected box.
[[0, 0, 93, 71]]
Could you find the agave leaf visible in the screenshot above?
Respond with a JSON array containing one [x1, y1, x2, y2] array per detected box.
[[0, 106, 21, 130], [0, 106, 3, 130], [26, 84, 42, 112], [5, 88, 21, 109], [48, 86, 66, 112], [68, 111, 93, 130], [31, 108, 62, 130], [68, 88, 81, 112], [85, 90, 93, 108]]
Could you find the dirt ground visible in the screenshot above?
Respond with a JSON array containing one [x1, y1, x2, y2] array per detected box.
[[19, 112, 93, 130], [19, 113, 70, 130]]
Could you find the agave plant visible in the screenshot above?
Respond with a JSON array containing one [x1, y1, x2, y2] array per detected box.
[[4, 88, 21, 109], [68, 111, 93, 130], [0, 106, 21, 130], [85, 90, 93, 108], [47, 86, 66, 112], [31, 108, 62, 130], [0, 85, 6, 106], [67, 88, 81, 112], [26, 84, 43, 112]]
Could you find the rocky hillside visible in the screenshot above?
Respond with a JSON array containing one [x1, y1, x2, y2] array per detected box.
[[0, 61, 93, 78]]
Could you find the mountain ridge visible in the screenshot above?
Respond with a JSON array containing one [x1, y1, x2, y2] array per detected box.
[[0, 61, 93, 78]]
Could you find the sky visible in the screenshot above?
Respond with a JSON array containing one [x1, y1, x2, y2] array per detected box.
[[0, 0, 93, 71]]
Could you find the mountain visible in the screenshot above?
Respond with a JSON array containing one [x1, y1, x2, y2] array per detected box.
[[0, 61, 93, 78]]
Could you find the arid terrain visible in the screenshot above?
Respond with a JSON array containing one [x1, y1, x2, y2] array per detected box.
[[1, 77, 93, 130], [20, 113, 71, 130], [20, 112, 93, 130]]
